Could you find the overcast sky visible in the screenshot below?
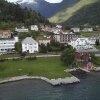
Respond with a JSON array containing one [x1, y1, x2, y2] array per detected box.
[[6, 0, 63, 3]]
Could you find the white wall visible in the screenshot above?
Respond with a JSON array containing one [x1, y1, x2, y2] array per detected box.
[[22, 43, 38, 53]]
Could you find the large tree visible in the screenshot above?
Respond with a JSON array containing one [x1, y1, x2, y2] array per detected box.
[[61, 46, 75, 66]]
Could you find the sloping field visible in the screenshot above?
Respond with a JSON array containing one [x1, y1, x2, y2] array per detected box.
[[49, 0, 98, 23]]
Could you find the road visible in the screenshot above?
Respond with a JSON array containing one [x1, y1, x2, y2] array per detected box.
[[3, 54, 61, 60]]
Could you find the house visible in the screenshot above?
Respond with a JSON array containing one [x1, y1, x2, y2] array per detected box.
[[22, 37, 38, 53], [15, 26, 28, 32], [31, 25, 39, 31], [41, 25, 52, 32], [75, 46, 98, 70], [56, 25, 62, 29], [69, 37, 93, 49], [82, 28, 93, 32], [71, 28, 80, 33], [54, 31, 78, 43], [69, 37, 99, 70], [52, 27, 62, 34], [0, 30, 13, 38], [54, 34, 60, 42], [88, 37, 96, 45], [38, 35, 54, 45], [60, 31, 78, 43], [0, 32, 19, 53]]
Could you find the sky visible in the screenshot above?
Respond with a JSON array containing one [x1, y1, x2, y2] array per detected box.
[[6, 0, 63, 3]]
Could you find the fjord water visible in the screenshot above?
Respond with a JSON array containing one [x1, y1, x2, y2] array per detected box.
[[0, 73, 100, 100]]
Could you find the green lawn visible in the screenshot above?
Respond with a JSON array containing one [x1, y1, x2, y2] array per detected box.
[[95, 45, 100, 50], [0, 53, 20, 59], [0, 57, 71, 79], [80, 32, 99, 37]]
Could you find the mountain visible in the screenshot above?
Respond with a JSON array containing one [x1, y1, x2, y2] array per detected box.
[[49, 0, 100, 25], [7, 0, 100, 25], [8, 0, 79, 18], [0, 0, 49, 28]]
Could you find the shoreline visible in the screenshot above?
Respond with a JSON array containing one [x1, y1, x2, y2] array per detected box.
[[0, 75, 80, 86]]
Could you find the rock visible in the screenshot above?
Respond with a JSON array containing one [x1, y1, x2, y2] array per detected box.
[[92, 67, 100, 71], [0, 76, 80, 86]]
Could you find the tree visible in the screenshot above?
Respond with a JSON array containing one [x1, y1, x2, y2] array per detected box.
[[47, 43, 52, 52], [61, 46, 75, 66], [60, 44, 65, 51], [15, 42, 22, 53], [39, 44, 47, 53], [95, 39, 99, 46]]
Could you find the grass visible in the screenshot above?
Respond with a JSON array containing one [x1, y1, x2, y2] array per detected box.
[[0, 53, 46, 59], [49, 0, 98, 23], [0, 57, 71, 79], [80, 32, 99, 37], [0, 53, 20, 59], [95, 45, 100, 50], [92, 56, 100, 67]]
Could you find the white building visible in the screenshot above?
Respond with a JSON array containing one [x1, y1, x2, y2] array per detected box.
[[71, 28, 80, 33], [82, 28, 93, 32], [39, 39, 51, 46], [69, 37, 94, 50], [31, 25, 39, 31], [52, 28, 61, 34], [0, 35, 19, 53], [54, 31, 78, 43], [54, 34, 60, 42], [56, 25, 62, 29], [38, 35, 53, 45], [22, 37, 38, 53], [0, 30, 13, 38], [15, 26, 28, 32], [88, 37, 96, 45]]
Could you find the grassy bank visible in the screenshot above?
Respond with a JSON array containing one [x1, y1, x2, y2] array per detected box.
[[0, 57, 71, 79], [49, 0, 97, 23], [80, 32, 99, 37]]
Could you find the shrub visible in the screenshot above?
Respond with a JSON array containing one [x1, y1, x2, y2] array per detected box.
[[0, 59, 5, 62], [26, 56, 37, 61]]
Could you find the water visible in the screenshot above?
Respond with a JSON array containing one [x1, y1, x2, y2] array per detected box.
[[0, 72, 100, 100]]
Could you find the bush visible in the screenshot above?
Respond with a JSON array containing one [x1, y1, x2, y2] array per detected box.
[[92, 56, 100, 66], [61, 46, 75, 66], [0, 59, 5, 62], [26, 56, 37, 61], [12, 58, 21, 61]]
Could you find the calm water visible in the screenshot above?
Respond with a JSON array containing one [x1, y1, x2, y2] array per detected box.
[[0, 73, 100, 100]]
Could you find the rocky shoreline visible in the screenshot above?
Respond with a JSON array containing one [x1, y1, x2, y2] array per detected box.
[[0, 75, 80, 86], [91, 67, 100, 72]]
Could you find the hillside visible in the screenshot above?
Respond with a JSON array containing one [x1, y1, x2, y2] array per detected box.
[[0, 0, 49, 29], [8, 0, 79, 18], [49, 0, 100, 25]]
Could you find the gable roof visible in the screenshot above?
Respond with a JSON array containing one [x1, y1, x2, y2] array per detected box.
[[22, 37, 37, 44], [0, 30, 12, 35]]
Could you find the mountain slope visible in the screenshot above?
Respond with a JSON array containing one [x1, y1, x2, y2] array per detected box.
[[0, 0, 49, 26], [10, 0, 79, 18], [65, 0, 100, 25], [49, 0, 99, 25]]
